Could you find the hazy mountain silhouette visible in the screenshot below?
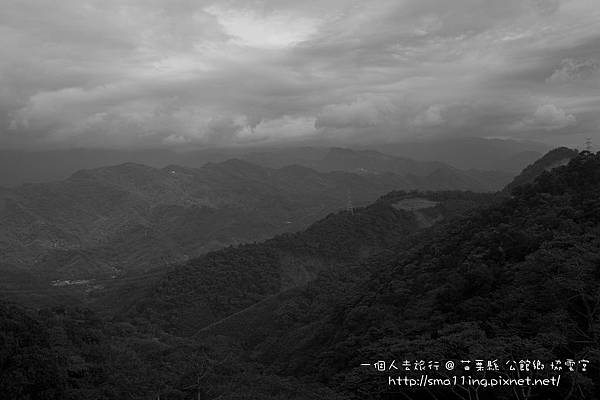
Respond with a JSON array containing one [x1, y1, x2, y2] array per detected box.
[[364, 137, 549, 172], [0, 137, 537, 186]]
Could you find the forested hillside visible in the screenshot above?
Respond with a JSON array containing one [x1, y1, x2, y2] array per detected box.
[[234, 151, 600, 399], [128, 190, 496, 335], [0, 300, 345, 400], [503, 147, 579, 193]]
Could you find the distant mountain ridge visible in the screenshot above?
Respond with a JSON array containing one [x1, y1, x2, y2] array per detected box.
[[363, 136, 550, 172], [243, 147, 447, 175], [243, 147, 514, 191], [0, 137, 540, 186], [0, 155, 505, 287]]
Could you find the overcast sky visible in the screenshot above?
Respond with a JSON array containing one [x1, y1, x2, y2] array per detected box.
[[1, 0, 599, 149]]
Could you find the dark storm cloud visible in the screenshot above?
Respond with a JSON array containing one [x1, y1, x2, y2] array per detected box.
[[1, 0, 599, 149]]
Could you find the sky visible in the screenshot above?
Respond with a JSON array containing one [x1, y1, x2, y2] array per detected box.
[[1, 0, 599, 150]]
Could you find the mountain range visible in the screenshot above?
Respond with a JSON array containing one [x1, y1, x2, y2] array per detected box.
[[0, 149, 513, 286], [363, 137, 550, 172], [2, 148, 598, 399], [0, 137, 544, 186]]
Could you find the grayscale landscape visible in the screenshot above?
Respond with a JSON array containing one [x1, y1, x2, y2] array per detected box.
[[1, 1, 599, 399]]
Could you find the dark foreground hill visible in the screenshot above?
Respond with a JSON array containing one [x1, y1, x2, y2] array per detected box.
[[0, 299, 347, 400]]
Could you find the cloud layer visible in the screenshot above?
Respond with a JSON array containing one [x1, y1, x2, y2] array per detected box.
[[1, 0, 599, 149]]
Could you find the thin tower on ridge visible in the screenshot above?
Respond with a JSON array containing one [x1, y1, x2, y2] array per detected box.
[[346, 190, 354, 215]]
